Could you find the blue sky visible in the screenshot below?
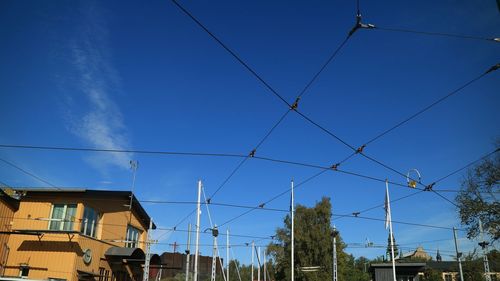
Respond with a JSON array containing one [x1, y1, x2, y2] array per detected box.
[[0, 0, 499, 264]]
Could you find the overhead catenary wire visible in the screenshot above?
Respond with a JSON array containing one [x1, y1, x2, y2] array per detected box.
[[432, 147, 500, 184], [0, 144, 246, 158], [0, 157, 61, 190], [373, 26, 500, 43], [363, 67, 499, 146]]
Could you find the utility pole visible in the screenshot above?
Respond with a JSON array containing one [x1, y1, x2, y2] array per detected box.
[[291, 180, 295, 281], [194, 181, 202, 281], [479, 219, 492, 281], [453, 227, 464, 281], [332, 227, 338, 281], [143, 219, 153, 281], [251, 241, 255, 281], [227, 228, 230, 281], [263, 250, 267, 281], [257, 247, 261, 281], [185, 223, 192, 281]]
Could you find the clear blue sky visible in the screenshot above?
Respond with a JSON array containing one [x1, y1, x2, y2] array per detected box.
[[0, 0, 499, 264]]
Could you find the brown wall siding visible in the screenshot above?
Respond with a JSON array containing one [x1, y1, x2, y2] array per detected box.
[[4, 234, 77, 280], [4, 195, 150, 281], [0, 201, 16, 275]]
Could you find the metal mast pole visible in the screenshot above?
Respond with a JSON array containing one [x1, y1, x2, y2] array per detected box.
[[185, 223, 192, 281], [143, 218, 153, 281], [257, 247, 261, 281], [264, 250, 267, 281], [193, 181, 202, 281], [386, 180, 397, 281], [453, 227, 464, 281], [251, 241, 255, 281], [332, 227, 338, 281], [479, 219, 492, 281], [291, 180, 295, 281], [210, 232, 218, 281], [227, 228, 230, 281]]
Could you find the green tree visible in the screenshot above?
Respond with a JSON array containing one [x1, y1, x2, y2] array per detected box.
[[268, 197, 352, 281], [461, 251, 484, 281], [386, 233, 399, 261], [455, 147, 499, 241], [421, 268, 443, 281]]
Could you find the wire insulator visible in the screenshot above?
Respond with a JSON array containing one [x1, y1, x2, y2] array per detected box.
[[290, 97, 301, 110], [493, 38, 500, 42], [206, 198, 212, 204], [249, 149, 256, 158], [356, 144, 366, 154], [331, 163, 340, 170], [424, 183, 435, 191], [258, 203, 265, 208], [352, 212, 360, 217], [486, 63, 500, 74]]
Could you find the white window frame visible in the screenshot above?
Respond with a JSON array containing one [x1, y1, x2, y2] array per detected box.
[[125, 225, 141, 248], [48, 204, 76, 231], [81, 206, 100, 238]]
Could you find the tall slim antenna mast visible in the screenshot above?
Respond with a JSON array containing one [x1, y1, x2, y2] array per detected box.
[[128, 160, 138, 224]]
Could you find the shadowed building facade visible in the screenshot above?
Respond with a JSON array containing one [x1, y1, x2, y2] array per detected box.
[[0, 188, 159, 281]]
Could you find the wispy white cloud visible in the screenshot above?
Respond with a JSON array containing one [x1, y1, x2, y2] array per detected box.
[[63, 3, 132, 171]]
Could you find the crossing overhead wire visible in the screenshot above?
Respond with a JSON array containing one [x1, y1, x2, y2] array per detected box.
[[0, 144, 246, 159], [334, 213, 463, 231], [363, 68, 497, 146], [373, 26, 500, 43], [218, 169, 328, 227], [296, 35, 351, 100], [432, 147, 499, 184], [334, 190, 425, 221], [170, 0, 291, 108], [206, 110, 291, 200], [155, 226, 274, 240], [0, 157, 61, 190]]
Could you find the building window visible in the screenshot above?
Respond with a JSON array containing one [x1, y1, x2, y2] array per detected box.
[[81, 206, 100, 238], [49, 204, 77, 231], [125, 225, 141, 248]]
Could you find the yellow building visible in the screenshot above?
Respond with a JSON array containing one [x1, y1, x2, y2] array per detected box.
[[0, 188, 159, 281]]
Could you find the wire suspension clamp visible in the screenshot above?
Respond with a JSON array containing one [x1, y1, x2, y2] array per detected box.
[[355, 144, 366, 154], [290, 97, 301, 110], [249, 149, 256, 158], [486, 63, 500, 74], [424, 183, 435, 191], [330, 163, 340, 170], [348, 11, 376, 37]]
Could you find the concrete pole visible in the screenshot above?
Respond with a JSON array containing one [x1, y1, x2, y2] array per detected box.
[[193, 181, 202, 281], [453, 227, 464, 281], [257, 247, 261, 281], [227, 228, 230, 281], [251, 241, 254, 281], [264, 250, 267, 281]]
